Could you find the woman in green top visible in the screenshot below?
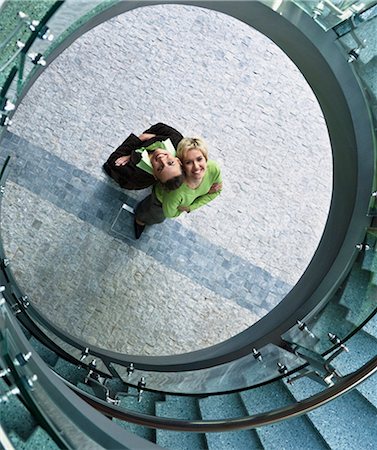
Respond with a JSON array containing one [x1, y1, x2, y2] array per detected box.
[[134, 137, 222, 238]]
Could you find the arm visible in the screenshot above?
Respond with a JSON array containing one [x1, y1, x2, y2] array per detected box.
[[208, 182, 222, 194], [161, 190, 184, 219], [187, 189, 222, 213], [188, 163, 222, 212], [113, 133, 142, 156], [138, 132, 156, 141], [115, 155, 131, 166], [143, 122, 184, 148], [107, 133, 143, 165]]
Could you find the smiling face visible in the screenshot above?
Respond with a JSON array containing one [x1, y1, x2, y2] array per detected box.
[[150, 148, 183, 183], [181, 148, 207, 182]]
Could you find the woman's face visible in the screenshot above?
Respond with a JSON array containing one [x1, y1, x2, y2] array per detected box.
[[182, 149, 207, 181], [150, 149, 182, 183]]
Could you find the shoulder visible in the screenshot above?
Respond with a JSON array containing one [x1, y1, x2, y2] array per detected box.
[[207, 160, 221, 175], [207, 159, 220, 169]]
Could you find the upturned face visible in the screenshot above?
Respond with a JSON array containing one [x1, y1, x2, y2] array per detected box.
[[150, 149, 182, 183], [181, 149, 207, 181]]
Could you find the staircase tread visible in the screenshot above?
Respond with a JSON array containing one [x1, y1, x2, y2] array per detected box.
[[333, 326, 377, 374], [119, 389, 164, 414], [0, 388, 38, 441], [331, 316, 377, 407], [52, 358, 88, 386], [241, 382, 330, 449], [20, 426, 60, 449], [199, 393, 262, 449], [114, 417, 155, 443], [156, 396, 207, 449], [285, 377, 377, 448], [156, 395, 200, 419], [356, 373, 377, 409], [113, 389, 164, 442]]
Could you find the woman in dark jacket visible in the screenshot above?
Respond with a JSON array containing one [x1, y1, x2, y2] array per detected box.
[[103, 122, 184, 190]]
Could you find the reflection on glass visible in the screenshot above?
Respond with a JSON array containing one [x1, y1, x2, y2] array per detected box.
[[0, 305, 114, 450], [283, 234, 377, 354], [112, 344, 307, 395], [286, 0, 370, 31], [0, 0, 113, 100], [0, 1, 56, 83]]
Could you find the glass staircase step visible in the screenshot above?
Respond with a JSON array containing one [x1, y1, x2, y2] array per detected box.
[[284, 376, 377, 449], [240, 382, 329, 449], [155, 396, 207, 450], [199, 393, 262, 449]]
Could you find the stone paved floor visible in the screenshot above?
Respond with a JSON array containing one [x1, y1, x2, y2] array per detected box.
[[0, 4, 332, 355]]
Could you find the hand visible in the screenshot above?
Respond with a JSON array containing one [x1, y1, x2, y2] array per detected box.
[[208, 182, 222, 194], [115, 155, 131, 166], [138, 132, 156, 141], [178, 206, 190, 213]]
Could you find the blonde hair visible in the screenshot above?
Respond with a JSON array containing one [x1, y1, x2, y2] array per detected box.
[[177, 137, 208, 161]]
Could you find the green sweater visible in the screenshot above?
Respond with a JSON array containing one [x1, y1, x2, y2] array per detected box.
[[155, 160, 222, 218]]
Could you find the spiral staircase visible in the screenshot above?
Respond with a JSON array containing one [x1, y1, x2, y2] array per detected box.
[[0, 1, 377, 449]]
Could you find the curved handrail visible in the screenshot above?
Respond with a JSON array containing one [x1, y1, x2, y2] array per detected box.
[[68, 355, 377, 432]]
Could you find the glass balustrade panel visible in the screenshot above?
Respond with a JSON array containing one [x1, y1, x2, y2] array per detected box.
[[45, 0, 117, 48], [283, 233, 377, 354], [0, 0, 56, 84], [262, 0, 374, 31], [111, 344, 307, 395], [1, 313, 115, 450], [19, 313, 113, 378], [0, 67, 19, 116], [1, 1, 115, 96]]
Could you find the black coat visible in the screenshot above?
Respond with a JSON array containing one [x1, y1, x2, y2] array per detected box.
[[105, 123, 183, 190]]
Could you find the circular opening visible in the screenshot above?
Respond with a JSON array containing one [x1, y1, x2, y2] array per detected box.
[[1, 4, 332, 356]]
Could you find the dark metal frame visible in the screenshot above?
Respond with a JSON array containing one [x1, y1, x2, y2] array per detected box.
[[69, 355, 377, 431], [2, 1, 375, 370], [0, 301, 161, 450]]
